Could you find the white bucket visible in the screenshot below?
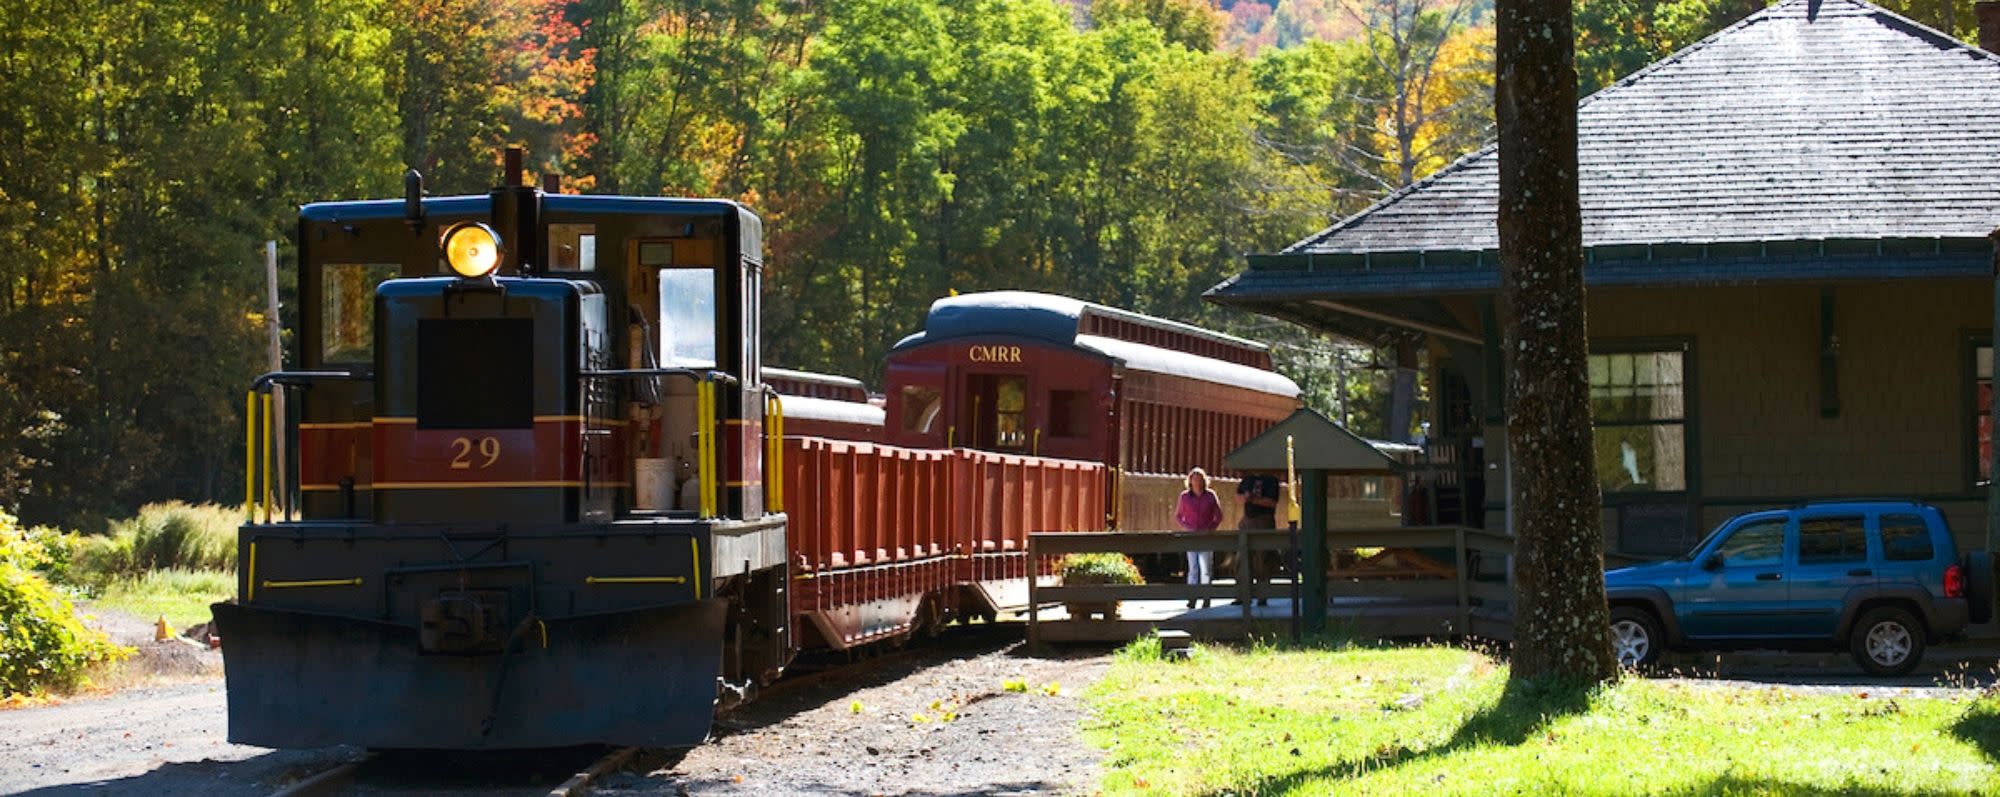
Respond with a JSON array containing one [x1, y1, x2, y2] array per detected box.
[[635, 457, 677, 510]]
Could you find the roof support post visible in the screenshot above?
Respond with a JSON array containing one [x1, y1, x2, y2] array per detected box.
[[1987, 227, 2000, 554]]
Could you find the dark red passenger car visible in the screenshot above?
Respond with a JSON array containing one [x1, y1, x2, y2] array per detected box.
[[882, 291, 1300, 528]]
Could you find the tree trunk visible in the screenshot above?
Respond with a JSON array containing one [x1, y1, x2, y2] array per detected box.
[[1494, 0, 1617, 683]]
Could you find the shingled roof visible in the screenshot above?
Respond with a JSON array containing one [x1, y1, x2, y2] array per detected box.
[[1218, 0, 2000, 293]]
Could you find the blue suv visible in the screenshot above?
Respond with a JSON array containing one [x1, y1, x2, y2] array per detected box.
[[1604, 500, 1991, 676]]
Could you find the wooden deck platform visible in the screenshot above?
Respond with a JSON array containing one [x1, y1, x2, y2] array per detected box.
[[1026, 527, 1515, 647]]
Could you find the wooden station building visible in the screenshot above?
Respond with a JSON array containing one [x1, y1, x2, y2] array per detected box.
[[1207, 0, 2000, 558]]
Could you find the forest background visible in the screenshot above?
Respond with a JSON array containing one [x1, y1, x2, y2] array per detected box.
[[0, 0, 1978, 528]]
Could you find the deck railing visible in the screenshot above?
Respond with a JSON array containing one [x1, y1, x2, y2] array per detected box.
[[1026, 525, 1515, 647]]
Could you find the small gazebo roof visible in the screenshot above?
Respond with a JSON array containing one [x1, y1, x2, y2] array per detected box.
[[1224, 408, 1403, 474]]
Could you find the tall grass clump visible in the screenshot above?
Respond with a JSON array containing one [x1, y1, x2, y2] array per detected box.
[[79, 502, 238, 583]]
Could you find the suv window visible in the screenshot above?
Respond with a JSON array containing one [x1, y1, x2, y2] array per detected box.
[[1880, 514, 1935, 562], [1798, 516, 1867, 565], [1715, 520, 1784, 566]]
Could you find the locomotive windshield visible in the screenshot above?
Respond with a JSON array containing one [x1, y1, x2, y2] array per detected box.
[[659, 266, 716, 368]]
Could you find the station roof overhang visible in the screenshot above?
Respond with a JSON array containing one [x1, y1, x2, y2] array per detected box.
[[1205, 236, 1996, 346]]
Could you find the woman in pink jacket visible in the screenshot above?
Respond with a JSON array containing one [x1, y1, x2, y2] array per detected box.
[[1175, 467, 1223, 609]]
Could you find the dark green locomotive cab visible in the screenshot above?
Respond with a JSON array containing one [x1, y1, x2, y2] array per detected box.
[[217, 155, 791, 750]]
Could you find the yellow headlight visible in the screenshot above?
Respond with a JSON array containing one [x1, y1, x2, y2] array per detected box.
[[442, 223, 501, 279]]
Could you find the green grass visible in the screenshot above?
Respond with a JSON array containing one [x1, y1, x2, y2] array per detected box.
[[75, 502, 240, 585], [93, 569, 232, 629], [1086, 637, 2000, 796]]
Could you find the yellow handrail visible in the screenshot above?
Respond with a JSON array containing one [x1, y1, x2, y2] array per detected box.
[[244, 392, 257, 521], [696, 380, 716, 518], [766, 392, 784, 512], [262, 391, 275, 523]]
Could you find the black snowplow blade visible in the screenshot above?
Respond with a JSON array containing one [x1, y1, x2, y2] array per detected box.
[[213, 600, 726, 749]]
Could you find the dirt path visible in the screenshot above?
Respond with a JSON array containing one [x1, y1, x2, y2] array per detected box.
[[0, 627, 1109, 797], [594, 637, 1109, 797], [0, 679, 361, 797]]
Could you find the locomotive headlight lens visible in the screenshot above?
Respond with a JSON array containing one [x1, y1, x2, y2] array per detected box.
[[442, 223, 501, 279]]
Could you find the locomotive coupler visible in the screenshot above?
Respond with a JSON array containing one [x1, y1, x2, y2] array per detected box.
[[419, 590, 510, 654]]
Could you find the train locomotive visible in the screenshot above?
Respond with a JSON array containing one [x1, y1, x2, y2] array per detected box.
[[222, 152, 1305, 751], [220, 152, 790, 749]]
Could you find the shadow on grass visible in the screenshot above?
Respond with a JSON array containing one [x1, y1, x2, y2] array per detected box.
[[1206, 676, 1595, 796], [1949, 697, 2000, 766], [1651, 775, 1971, 797]]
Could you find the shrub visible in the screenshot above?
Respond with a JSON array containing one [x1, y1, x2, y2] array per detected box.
[[79, 502, 239, 584], [1058, 552, 1144, 586], [0, 509, 129, 695]]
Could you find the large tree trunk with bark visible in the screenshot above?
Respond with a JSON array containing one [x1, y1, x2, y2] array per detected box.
[[1494, 0, 1618, 683]]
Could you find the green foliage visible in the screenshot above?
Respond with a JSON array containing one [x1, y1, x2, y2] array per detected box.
[[1059, 552, 1146, 586], [1115, 631, 1167, 662], [76, 502, 239, 584], [1092, 0, 1225, 51], [1089, 642, 2000, 795], [1, 0, 1521, 523], [0, 509, 128, 695]]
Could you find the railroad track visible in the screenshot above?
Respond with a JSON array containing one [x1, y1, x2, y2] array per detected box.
[[265, 621, 1025, 796], [268, 745, 636, 797]]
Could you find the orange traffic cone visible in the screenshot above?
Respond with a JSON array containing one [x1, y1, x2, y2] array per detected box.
[[154, 615, 171, 642]]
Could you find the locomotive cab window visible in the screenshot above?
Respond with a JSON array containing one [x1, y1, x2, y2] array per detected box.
[[321, 263, 399, 363], [658, 267, 716, 368], [548, 224, 597, 272]]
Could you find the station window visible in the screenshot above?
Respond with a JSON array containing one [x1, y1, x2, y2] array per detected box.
[[321, 263, 398, 363], [1588, 348, 1688, 493], [1049, 390, 1091, 438], [658, 267, 715, 367]]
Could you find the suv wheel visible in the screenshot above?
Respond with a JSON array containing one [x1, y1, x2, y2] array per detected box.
[[1850, 607, 1926, 677], [1609, 606, 1662, 668]]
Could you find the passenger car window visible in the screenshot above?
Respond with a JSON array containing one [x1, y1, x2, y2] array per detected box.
[[1797, 516, 1867, 565], [901, 385, 941, 434], [1715, 520, 1784, 566], [1880, 514, 1935, 562]]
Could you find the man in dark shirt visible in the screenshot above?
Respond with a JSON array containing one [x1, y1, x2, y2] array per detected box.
[[1236, 472, 1282, 606]]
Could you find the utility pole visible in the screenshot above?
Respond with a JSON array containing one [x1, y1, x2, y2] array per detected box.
[[264, 240, 282, 372], [265, 240, 284, 519]]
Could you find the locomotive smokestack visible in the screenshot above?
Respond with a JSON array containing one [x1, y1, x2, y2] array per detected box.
[[542, 173, 561, 194], [491, 147, 539, 274], [504, 146, 525, 188], [402, 169, 424, 230]]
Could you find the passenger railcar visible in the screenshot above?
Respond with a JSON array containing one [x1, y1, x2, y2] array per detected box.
[[766, 366, 884, 442], [880, 291, 1301, 529]]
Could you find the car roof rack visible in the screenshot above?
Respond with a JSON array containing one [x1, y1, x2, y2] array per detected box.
[[1794, 497, 1927, 508]]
